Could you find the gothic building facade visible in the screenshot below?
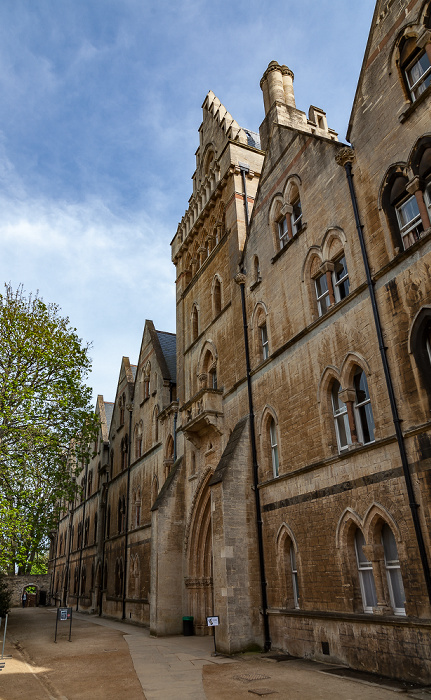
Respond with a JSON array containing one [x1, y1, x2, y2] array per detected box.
[[49, 0, 431, 683]]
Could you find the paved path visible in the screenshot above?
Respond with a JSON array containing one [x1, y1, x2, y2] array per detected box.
[[73, 613, 233, 699], [2, 609, 430, 700]]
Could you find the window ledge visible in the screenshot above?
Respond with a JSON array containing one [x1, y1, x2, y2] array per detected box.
[[267, 607, 429, 628], [271, 223, 308, 264], [398, 82, 431, 123]]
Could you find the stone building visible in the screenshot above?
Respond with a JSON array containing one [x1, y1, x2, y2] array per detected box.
[[49, 0, 431, 683]]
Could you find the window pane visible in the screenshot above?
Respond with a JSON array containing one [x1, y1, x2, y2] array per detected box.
[[291, 198, 302, 234], [397, 195, 420, 229], [362, 568, 378, 608], [388, 568, 406, 610], [333, 256, 350, 301], [354, 368, 375, 444], [315, 274, 328, 297]]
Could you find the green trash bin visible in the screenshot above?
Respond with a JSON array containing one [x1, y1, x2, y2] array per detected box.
[[182, 616, 194, 636]]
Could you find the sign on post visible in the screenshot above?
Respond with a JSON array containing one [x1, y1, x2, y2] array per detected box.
[[206, 616, 220, 654], [55, 607, 73, 643]]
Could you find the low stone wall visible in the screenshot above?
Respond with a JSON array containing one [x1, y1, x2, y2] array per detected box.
[[5, 574, 51, 607]]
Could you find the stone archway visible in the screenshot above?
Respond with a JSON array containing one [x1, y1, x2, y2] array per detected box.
[[185, 480, 213, 635]]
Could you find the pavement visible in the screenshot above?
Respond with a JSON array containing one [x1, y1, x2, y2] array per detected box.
[[1, 607, 431, 700]]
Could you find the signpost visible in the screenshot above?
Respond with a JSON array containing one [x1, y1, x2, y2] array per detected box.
[[0, 615, 12, 660], [206, 615, 219, 655], [54, 607, 73, 642]]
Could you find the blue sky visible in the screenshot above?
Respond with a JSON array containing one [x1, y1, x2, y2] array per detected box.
[[0, 0, 376, 402]]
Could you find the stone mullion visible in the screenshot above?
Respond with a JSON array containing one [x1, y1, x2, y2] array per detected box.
[[407, 176, 431, 230], [339, 389, 358, 444]]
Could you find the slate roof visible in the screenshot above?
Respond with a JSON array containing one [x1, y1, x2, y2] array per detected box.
[[156, 331, 177, 383], [244, 129, 261, 150], [104, 402, 114, 432], [209, 416, 249, 485]]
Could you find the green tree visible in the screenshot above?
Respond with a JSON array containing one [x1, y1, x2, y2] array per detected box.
[[0, 572, 12, 617], [0, 284, 98, 574]]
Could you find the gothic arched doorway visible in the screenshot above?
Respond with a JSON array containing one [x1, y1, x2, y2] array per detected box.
[[186, 474, 214, 634]]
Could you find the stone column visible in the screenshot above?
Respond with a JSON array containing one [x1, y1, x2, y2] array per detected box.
[[319, 261, 336, 305], [417, 28, 431, 66], [339, 389, 358, 443], [406, 176, 431, 230], [281, 203, 293, 239]]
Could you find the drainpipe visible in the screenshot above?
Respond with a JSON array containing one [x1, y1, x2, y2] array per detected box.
[[173, 410, 178, 461], [337, 147, 431, 605], [122, 404, 133, 619], [239, 163, 251, 236], [234, 164, 271, 652]]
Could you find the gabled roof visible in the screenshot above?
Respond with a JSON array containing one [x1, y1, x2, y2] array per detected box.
[[104, 402, 114, 432], [156, 331, 177, 383]]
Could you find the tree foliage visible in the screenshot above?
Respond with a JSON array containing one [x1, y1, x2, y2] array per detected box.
[[0, 572, 12, 617], [0, 284, 98, 574]]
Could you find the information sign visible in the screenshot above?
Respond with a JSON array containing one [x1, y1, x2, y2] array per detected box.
[[206, 616, 219, 626], [55, 607, 73, 642]]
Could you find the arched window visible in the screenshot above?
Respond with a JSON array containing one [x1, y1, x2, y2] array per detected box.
[[87, 470, 93, 496], [213, 277, 222, 316], [269, 418, 279, 478], [135, 489, 141, 528], [81, 566, 86, 594], [103, 561, 108, 590], [261, 323, 269, 360], [289, 546, 299, 608], [355, 529, 377, 613], [382, 168, 428, 251], [93, 513, 98, 543], [115, 559, 123, 596], [289, 183, 303, 236], [399, 34, 431, 102], [119, 394, 125, 425], [143, 363, 151, 399], [253, 255, 261, 284], [332, 380, 351, 451], [353, 368, 375, 444], [191, 305, 199, 342], [382, 523, 406, 615]]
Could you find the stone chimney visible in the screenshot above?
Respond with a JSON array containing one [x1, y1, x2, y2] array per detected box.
[[259, 61, 308, 150]]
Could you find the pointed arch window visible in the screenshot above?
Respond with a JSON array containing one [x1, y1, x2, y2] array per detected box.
[[191, 305, 199, 342], [332, 380, 351, 450], [382, 524, 406, 614], [261, 323, 269, 360], [353, 368, 375, 444], [269, 418, 279, 477], [290, 546, 299, 608], [213, 277, 221, 316], [355, 529, 377, 613]]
